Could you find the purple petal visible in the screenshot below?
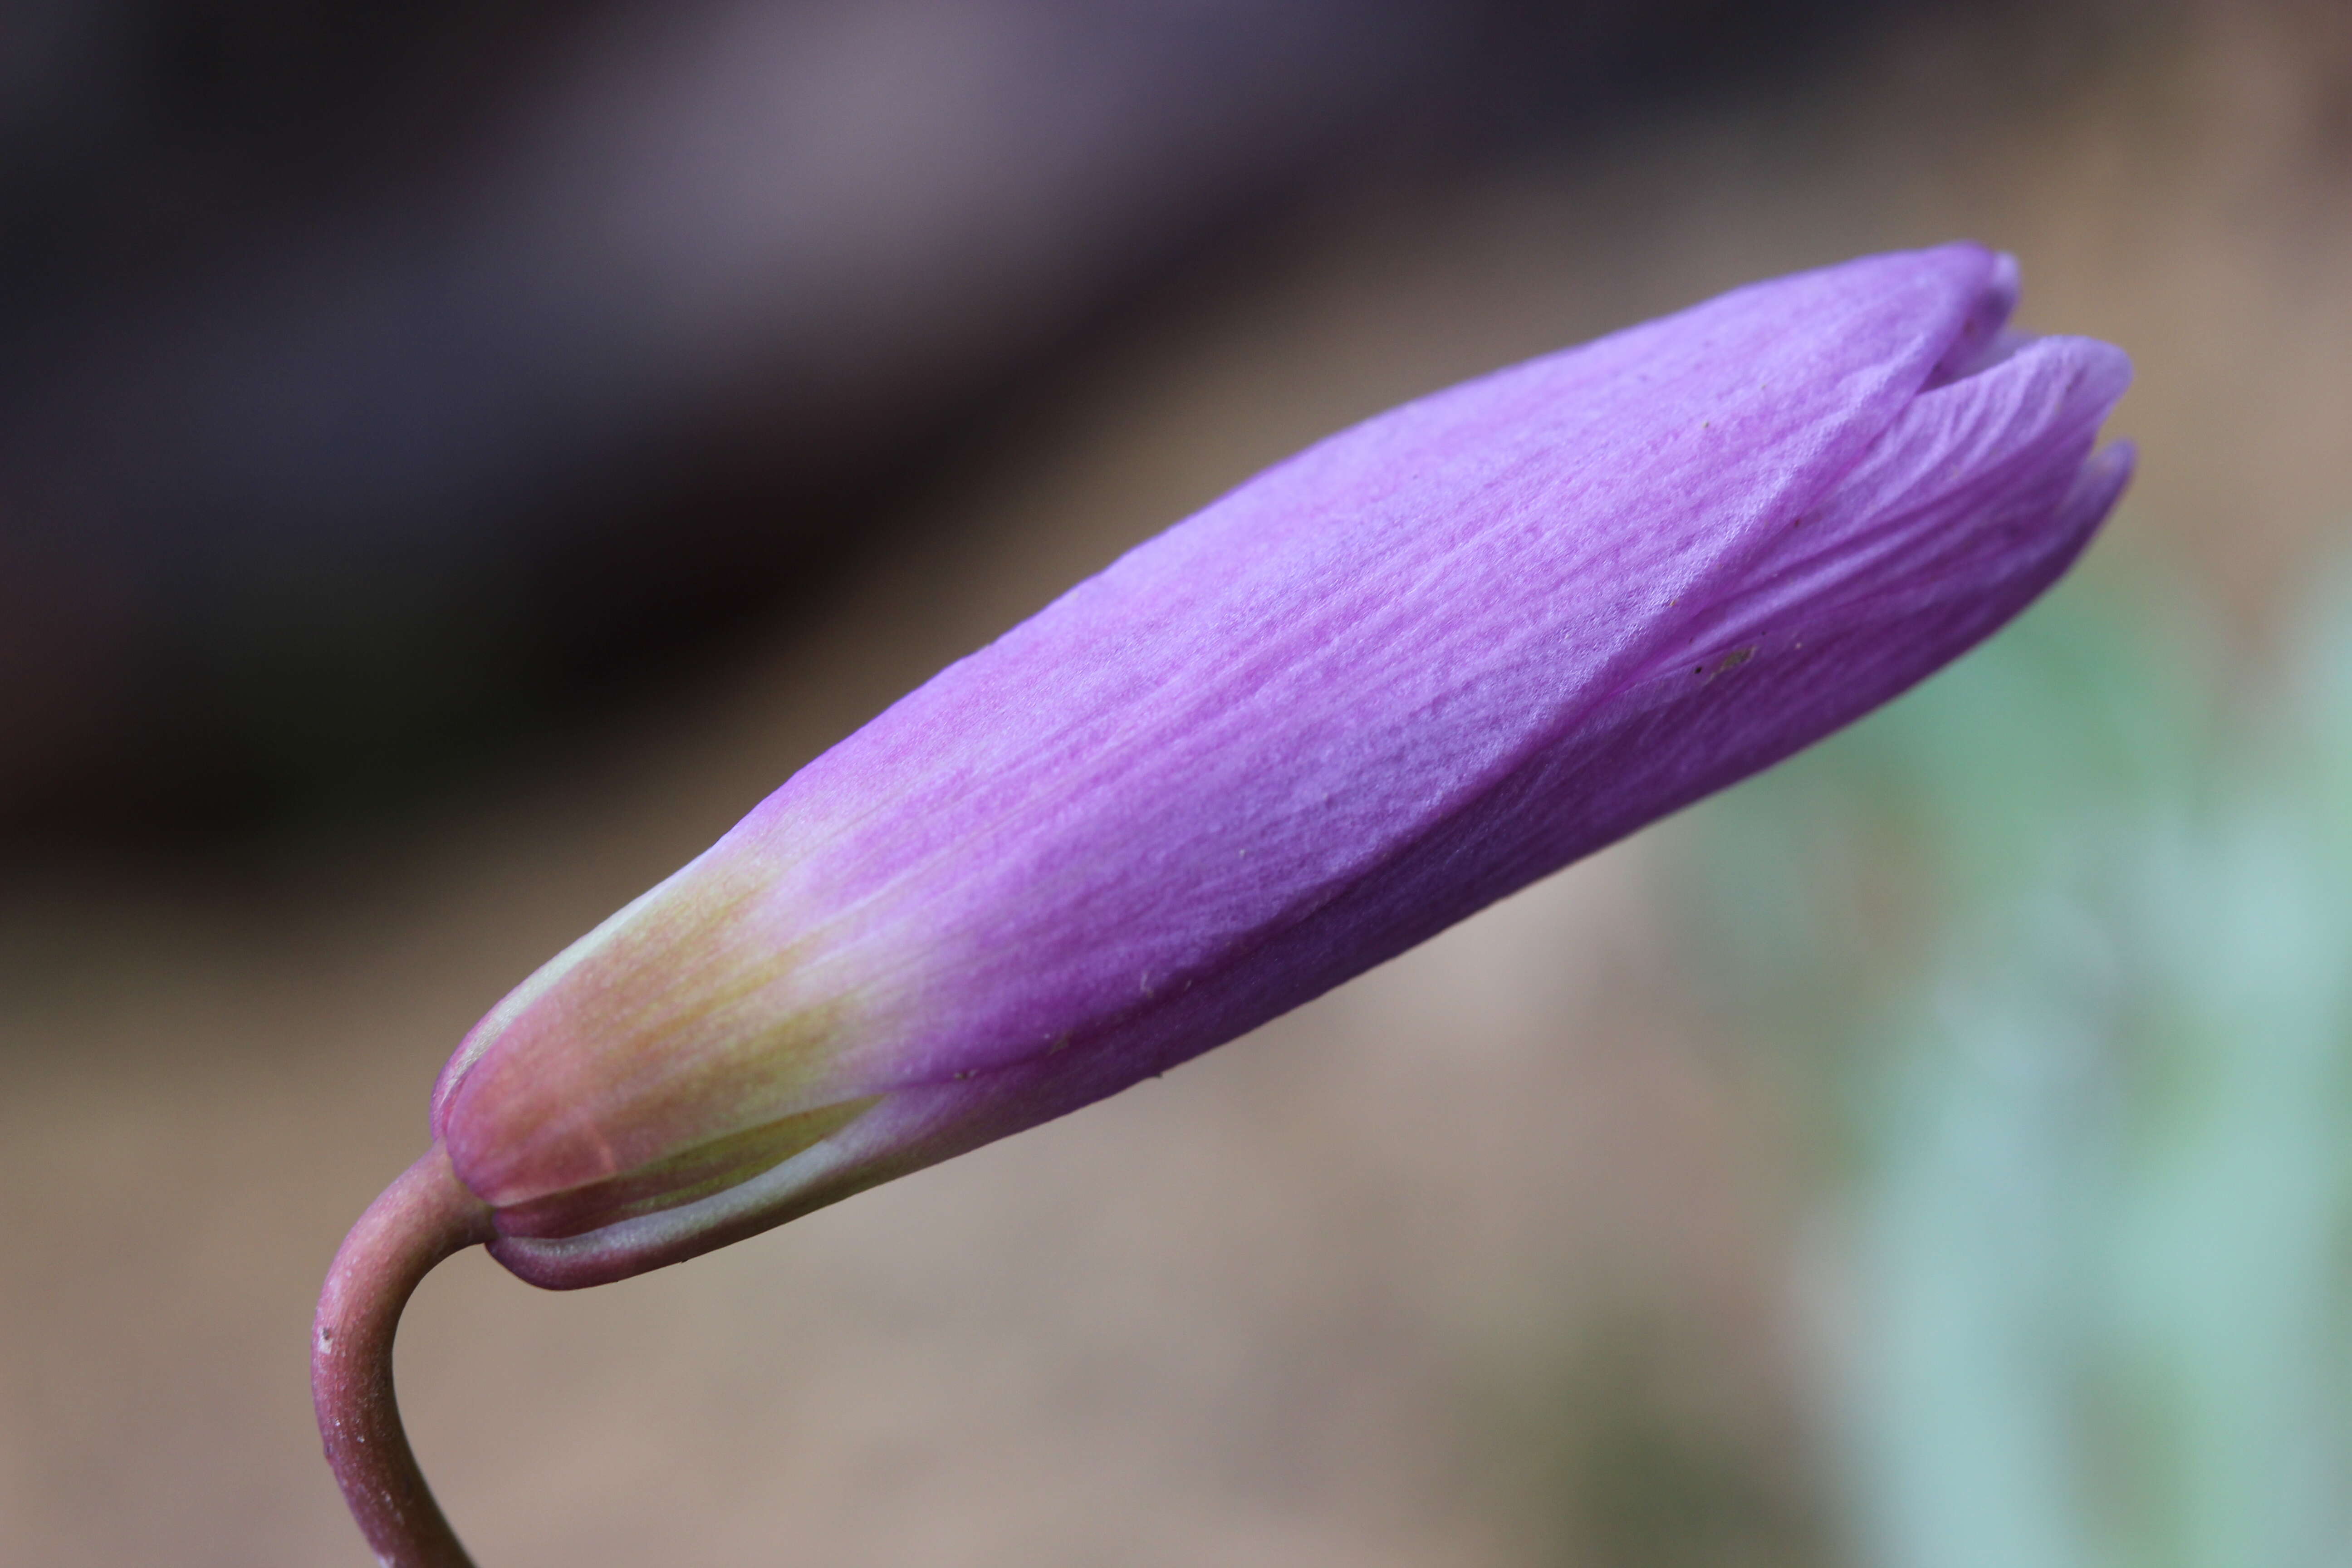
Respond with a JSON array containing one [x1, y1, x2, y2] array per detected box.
[[431, 243, 2132, 1287]]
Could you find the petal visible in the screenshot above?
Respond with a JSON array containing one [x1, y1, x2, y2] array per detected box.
[[463, 242, 2079, 1288], [443, 245, 2132, 1289], [757, 245, 2011, 1087]]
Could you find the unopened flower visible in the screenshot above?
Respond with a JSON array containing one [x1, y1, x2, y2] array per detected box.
[[317, 242, 2131, 1566]]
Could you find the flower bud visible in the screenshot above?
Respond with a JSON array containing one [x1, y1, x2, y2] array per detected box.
[[319, 243, 2132, 1567], [414, 242, 2130, 1289]]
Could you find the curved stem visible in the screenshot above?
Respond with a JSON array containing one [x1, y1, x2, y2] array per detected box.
[[314, 1144, 496, 1568]]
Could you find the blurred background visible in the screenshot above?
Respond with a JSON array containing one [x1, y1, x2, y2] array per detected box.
[[3, 0, 2349, 1563]]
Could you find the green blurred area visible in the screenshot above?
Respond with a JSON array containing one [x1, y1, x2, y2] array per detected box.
[[1676, 563, 2352, 1566]]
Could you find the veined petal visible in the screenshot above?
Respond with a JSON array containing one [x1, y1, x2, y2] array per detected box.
[[430, 243, 2132, 1288]]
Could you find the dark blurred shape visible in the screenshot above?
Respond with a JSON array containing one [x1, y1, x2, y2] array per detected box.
[[0, 0, 1992, 850]]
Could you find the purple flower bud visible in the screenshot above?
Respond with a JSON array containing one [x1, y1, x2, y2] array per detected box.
[[433, 241, 2129, 1287], [317, 243, 2129, 1565]]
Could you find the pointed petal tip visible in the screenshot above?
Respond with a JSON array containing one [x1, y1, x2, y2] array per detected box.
[[1920, 243, 2035, 388], [2071, 437, 2137, 523], [2021, 438, 2135, 593], [2050, 330, 2133, 398]]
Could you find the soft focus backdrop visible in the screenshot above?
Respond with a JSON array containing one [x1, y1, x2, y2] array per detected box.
[[5, 1, 2350, 1564]]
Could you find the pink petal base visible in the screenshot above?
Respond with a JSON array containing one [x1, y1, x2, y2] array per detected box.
[[314, 1145, 495, 1568]]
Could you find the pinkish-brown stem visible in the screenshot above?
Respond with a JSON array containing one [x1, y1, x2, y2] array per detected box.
[[314, 1144, 496, 1568]]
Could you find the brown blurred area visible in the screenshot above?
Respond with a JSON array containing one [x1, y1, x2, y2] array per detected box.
[[5, 0, 2352, 1563]]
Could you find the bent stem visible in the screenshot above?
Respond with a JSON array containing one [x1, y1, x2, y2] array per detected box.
[[315, 1144, 496, 1568]]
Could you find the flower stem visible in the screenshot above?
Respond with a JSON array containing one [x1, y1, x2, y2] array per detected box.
[[314, 1144, 496, 1568]]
